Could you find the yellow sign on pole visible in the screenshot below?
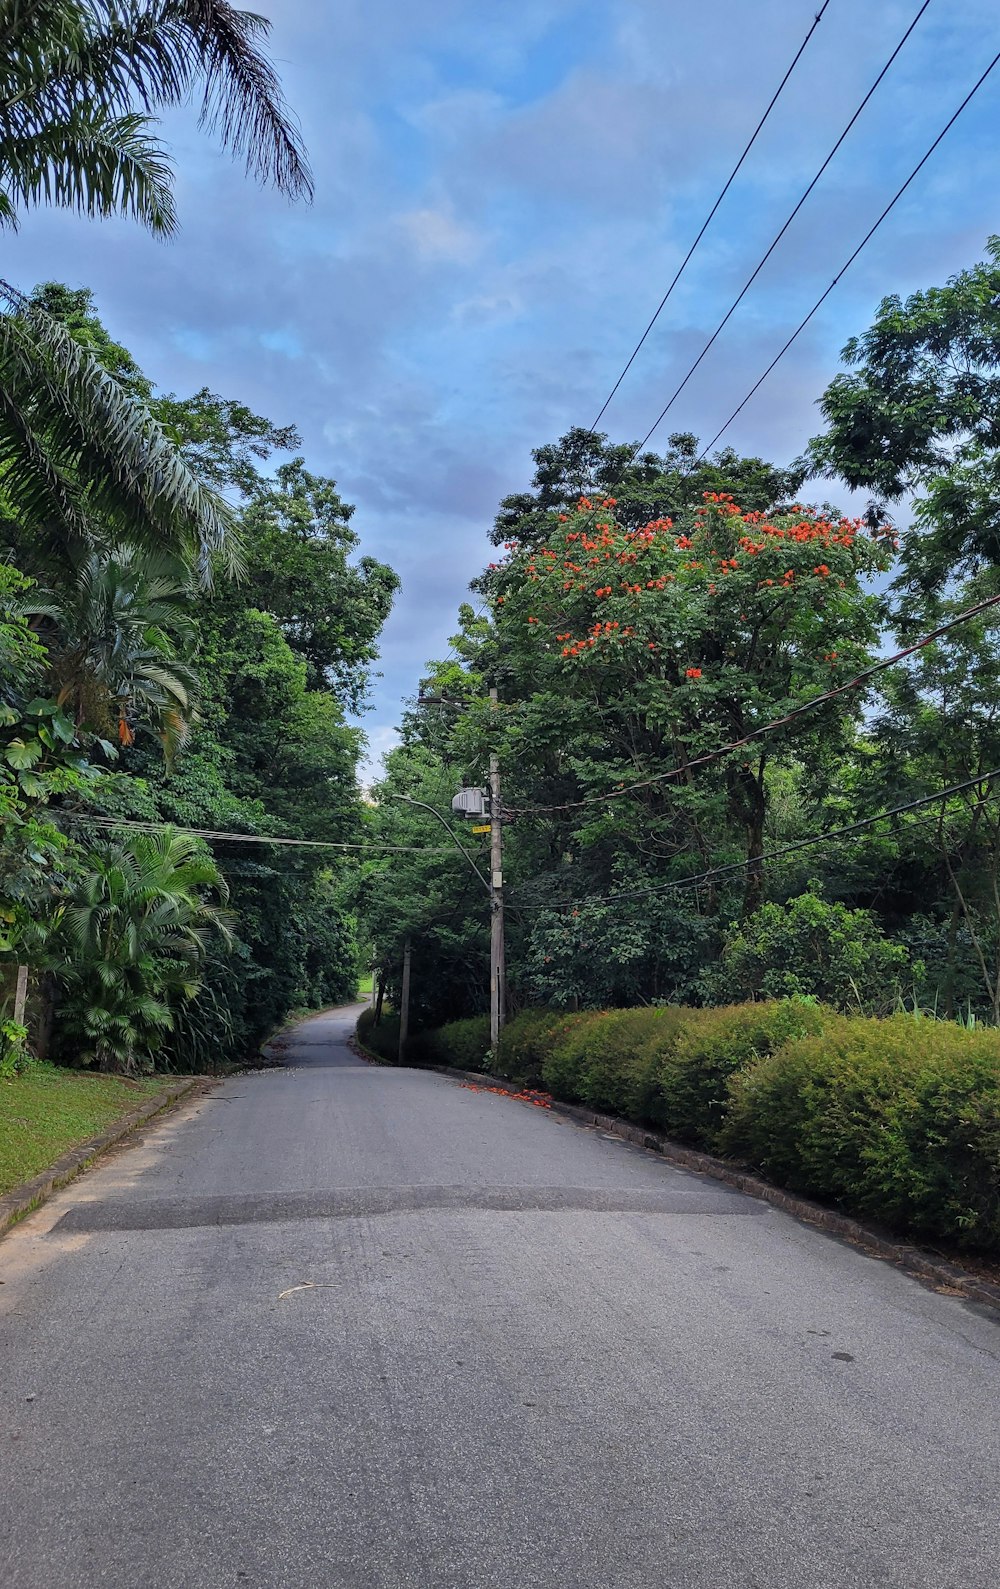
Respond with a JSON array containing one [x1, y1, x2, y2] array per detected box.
[[470, 823, 491, 834]]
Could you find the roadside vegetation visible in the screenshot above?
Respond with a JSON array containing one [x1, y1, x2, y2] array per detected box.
[[0, 6, 396, 1083], [0, 1065, 173, 1195], [356, 239, 1000, 1255], [361, 240, 1000, 1043]]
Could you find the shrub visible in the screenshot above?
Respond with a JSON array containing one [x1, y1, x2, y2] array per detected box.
[[410, 1016, 492, 1072], [723, 1013, 1000, 1248], [571, 1006, 695, 1120], [356, 1006, 404, 1064], [497, 1009, 572, 1086], [0, 1013, 33, 1079], [652, 998, 830, 1149], [539, 1012, 606, 1101], [718, 891, 913, 1014]]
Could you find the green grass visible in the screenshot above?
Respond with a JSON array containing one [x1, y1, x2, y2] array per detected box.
[[0, 1064, 173, 1196], [357, 973, 374, 997]]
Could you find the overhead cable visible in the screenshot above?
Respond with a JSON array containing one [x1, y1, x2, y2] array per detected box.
[[519, 767, 1000, 910], [57, 813, 456, 855], [506, 587, 1000, 815], [626, 0, 932, 461], [588, 0, 833, 432], [694, 43, 1000, 459]]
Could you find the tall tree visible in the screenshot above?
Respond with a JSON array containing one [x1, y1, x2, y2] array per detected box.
[[807, 236, 1000, 594]]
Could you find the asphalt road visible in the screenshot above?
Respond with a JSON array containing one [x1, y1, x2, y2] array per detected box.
[[1, 1005, 999, 1588]]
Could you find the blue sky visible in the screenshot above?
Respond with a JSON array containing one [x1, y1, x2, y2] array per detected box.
[[7, 0, 1000, 772]]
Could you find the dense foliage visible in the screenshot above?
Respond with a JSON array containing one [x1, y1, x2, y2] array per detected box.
[[0, 22, 403, 1074], [0, 288, 397, 1071], [359, 241, 1000, 1042]]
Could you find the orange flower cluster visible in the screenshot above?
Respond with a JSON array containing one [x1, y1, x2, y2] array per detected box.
[[496, 491, 881, 665]]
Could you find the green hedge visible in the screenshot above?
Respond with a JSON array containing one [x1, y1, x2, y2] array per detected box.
[[356, 1006, 404, 1064], [541, 1006, 693, 1120], [357, 1010, 494, 1071], [409, 1016, 492, 1072], [496, 1009, 574, 1086], [652, 999, 828, 1149], [722, 1013, 1000, 1249]]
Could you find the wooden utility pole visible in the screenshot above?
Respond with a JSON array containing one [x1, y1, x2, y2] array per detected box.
[[398, 937, 412, 1063], [489, 687, 506, 1051]]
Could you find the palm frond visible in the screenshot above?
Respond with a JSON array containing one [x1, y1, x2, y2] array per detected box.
[[178, 1, 313, 199], [0, 1, 312, 217], [2, 106, 177, 232], [0, 282, 242, 576]]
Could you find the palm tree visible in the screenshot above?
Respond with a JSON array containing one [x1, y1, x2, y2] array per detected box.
[[30, 543, 201, 760], [0, 0, 312, 576], [56, 826, 234, 1071]]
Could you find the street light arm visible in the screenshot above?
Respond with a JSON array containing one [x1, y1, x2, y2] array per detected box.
[[387, 795, 491, 894]]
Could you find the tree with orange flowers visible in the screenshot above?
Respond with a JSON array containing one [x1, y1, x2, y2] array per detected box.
[[480, 490, 891, 914]]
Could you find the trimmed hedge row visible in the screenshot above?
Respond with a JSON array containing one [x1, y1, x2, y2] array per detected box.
[[355, 1008, 493, 1072], [365, 1000, 1000, 1252], [355, 1007, 404, 1064]]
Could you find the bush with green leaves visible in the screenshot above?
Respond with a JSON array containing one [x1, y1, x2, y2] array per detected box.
[[409, 1016, 492, 1072], [723, 1013, 1000, 1249], [559, 1006, 695, 1119], [356, 1006, 404, 1064], [0, 1012, 32, 1078], [52, 828, 232, 1074], [497, 1009, 581, 1086], [652, 998, 830, 1148], [718, 891, 913, 1014]]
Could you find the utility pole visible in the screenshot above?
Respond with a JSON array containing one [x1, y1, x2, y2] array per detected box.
[[489, 687, 506, 1050], [401, 685, 506, 1048]]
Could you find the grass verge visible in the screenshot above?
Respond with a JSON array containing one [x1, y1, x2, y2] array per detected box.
[[0, 1064, 174, 1196]]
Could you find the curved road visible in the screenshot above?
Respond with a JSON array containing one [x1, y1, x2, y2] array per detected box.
[[1, 1005, 998, 1587]]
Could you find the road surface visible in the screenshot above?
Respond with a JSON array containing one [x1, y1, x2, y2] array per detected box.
[[1, 1004, 998, 1588]]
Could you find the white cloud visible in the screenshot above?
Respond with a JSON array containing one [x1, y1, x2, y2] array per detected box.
[[396, 206, 482, 263]]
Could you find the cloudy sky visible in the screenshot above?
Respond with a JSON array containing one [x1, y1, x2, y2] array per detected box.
[[8, 0, 999, 770]]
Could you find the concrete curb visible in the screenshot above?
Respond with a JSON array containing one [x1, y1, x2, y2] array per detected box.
[[0, 1076, 212, 1241], [434, 1064, 1000, 1316]]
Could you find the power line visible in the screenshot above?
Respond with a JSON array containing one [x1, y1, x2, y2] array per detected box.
[[519, 767, 1000, 910], [588, 0, 833, 433], [694, 43, 1000, 460], [434, 13, 996, 815], [57, 813, 457, 856], [445, 5, 927, 695], [506, 587, 1000, 815], [626, 0, 932, 461]]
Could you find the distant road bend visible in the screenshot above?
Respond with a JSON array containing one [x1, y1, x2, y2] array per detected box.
[[1, 1004, 998, 1588]]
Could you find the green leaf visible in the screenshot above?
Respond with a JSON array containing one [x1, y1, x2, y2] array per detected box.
[[51, 711, 77, 743], [0, 704, 18, 726], [4, 737, 43, 769], [17, 770, 49, 797], [23, 698, 56, 717]]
